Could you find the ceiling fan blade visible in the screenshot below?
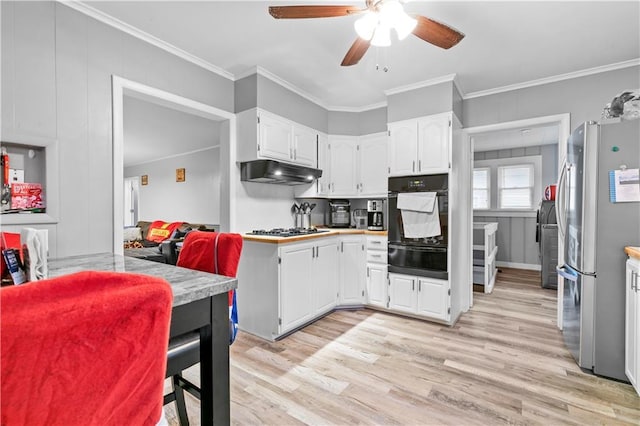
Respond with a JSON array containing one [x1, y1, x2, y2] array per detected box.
[[341, 37, 370, 66], [412, 15, 465, 49], [269, 5, 361, 19]]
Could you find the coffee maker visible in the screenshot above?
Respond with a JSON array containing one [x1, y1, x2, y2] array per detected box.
[[367, 199, 384, 231]]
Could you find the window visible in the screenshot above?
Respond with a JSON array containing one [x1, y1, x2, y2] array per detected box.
[[472, 155, 542, 214], [473, 168, 490, 209], [498, 164, 534, 209]]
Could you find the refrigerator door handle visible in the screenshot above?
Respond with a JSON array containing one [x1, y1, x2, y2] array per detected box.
[[557, 264, 578, 282], [556, 161, 568, 239]]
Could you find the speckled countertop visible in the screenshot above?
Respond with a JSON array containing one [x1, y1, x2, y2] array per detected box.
[[48, 253, 237, 307], [242, 228, 388, 244], [625, 246, 640, 261]]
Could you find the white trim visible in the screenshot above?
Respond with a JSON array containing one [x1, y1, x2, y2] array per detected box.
[[61, 1, 234, 81], [112, 75, 236, 254], [495, 261, 541, 271], [384, 73, 457, 96], [253, 66, 387, 112], [125, 145, 220, 168], [464, 59, 640, 99]]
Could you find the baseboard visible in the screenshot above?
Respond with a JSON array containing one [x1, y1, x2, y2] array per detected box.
[[495, 261, 541, 271]]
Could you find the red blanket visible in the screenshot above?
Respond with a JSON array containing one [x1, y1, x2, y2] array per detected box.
[[0, 271, 173, 426], [177, 231, 243, 278]]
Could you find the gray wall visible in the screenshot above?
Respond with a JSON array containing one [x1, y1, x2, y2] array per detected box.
[[464, 66, 640, 130], [474, 144, 558, 267], [328, 107, 388, 135], [387, 81, 455, 122], [1, 1, 234, 257]]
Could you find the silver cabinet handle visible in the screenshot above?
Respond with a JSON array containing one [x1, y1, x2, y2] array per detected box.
[[371, 254, 382, 258], [294, 148, 297, 160], [341, 241, 344, 252], [412, 280, 415, 291], [419, 281, 422, 292], [418, 160, 421, 171], [412, 161, 415, 172], [371, 241, 381, 245], [366, 267, 369, 277], [316, 246, 319, 258]]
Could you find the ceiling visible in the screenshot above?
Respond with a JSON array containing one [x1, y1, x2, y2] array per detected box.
[[472, 123, 559, 152], [84, 1, 639, 111], [123, 96, 220, 167]]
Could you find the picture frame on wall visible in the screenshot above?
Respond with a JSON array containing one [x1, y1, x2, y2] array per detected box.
[[141, 175, 148, 186], [176, 168, 185, 182]]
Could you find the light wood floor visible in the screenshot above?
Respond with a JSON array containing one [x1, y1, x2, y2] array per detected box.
[[164, 268, 640, 425]]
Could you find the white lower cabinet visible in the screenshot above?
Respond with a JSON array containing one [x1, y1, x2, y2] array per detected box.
[[280, 238, 338, 334], [625, 256, 640, 396], [338, 235, 366, 305], [388, 272, 450, 322], [366, 235, 388, 309]]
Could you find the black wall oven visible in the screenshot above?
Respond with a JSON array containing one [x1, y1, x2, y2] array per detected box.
[[388, 174, 448, 280]]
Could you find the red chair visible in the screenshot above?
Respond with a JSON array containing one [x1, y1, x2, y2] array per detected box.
[[0, 270, 173, 426], [164, 231, 242, 426]]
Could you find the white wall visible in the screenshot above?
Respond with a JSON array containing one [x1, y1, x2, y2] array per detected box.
[[124, 148, 220, 225]]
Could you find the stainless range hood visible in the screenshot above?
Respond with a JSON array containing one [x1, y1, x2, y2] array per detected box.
[[240, 159, 322, 185]]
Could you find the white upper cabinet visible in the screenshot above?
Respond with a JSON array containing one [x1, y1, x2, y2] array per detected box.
[[258, 111, 293, 162], [388, 120, 419, 176], [328, 136, 358, 196], [417, 113, 451, 174], [388, 112, 451, 176], [325, 133, 387, 198], [358, 133, 388, 196], [237, 108, 318, 168], [292, 124, 317, 167]]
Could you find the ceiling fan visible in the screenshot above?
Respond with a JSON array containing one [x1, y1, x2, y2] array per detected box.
[[269, 0, 465, 66]]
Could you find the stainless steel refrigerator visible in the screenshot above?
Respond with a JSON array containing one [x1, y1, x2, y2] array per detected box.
[[557, 119, 640, 381]]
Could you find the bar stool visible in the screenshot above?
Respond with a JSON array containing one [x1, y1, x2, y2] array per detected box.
[[164, 231, 242, 426]]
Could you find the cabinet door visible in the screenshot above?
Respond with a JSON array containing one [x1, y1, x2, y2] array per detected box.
[[388, 121, 418, 176], [329, 136, 358, 196], [279, 244, 314, 332], [293, 124, 317, 167], [416, 278, 450, 321], [367, 263, 388, 308], [317, 133, 331, 196], [417, 114, 450, 174], [359, 133, 388, 196], [626, 259, 639, 393], [315, 240, 339, 314], [259, 112, 292, 162], [339, 237, 365, 305], [388, 273, 417, 313]]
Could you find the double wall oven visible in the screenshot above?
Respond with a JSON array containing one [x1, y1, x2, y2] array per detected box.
[[388, 174, 448, 280]]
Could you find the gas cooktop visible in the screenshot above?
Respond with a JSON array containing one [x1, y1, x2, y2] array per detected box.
[[247, 228, 329, 238]]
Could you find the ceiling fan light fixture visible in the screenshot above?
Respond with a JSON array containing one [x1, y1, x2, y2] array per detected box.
[[379, 0, 417, 40], [394, 14, 417, 40], [370, 24, 391, 47], [354, 11, 378, 40]]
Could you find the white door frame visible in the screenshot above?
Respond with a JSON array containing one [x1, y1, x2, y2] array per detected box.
[[463, 113, 570, 325], [112, 75, 236, 254]]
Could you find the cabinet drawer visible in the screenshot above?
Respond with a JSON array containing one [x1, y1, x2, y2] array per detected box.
[[366, 237, 387, 250], [366, 250, 387, 264]]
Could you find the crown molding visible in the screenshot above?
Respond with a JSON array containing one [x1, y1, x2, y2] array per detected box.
[[384, 74, 458, 96], [464, 59, 640, 99], [328, 102, 388, 113], [60, 1, 234, 81]]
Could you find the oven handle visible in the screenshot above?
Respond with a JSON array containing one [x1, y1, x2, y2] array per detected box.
[[388, 242, 447, 253]]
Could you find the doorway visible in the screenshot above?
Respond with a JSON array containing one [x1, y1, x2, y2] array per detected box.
[[123, 176, 139, 227], [464, 113, 570, 321], [111, 76, 236, 254]]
